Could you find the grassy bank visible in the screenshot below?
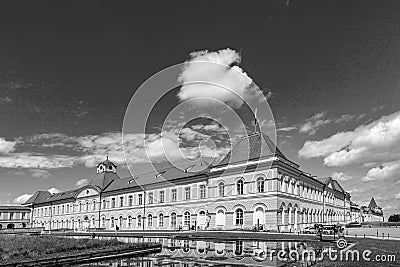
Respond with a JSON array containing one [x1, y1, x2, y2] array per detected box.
[[0, 234, 157, 265]]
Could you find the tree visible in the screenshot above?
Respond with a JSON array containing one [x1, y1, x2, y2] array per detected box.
[[388, 214, 400, 222]]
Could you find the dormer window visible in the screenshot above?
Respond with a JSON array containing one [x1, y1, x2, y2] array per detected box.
[[155, 171, 165, 179]]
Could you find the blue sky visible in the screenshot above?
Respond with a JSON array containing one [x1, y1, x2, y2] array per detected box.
[[1, 0, 400, 219]]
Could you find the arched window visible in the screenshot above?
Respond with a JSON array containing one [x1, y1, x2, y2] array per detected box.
[[92, 217, 95, 228], [159, 213, 164, 228], [79, 202, 82, 212], [216, 209, 225, 226], [234, 240, 243, 256], [218, 182, 225, 197], [101, 217, 106, 228], [148, 214, 153, 227], [235, 208, 244, 225], [236, 179, 244, 195], [171, 212, 177, 228], [137, 215, 142, 228], [93, 200, 96, 211], [184, 211, 191, 227], [256, 177, 265, 193], [86, 202, 89, 211], [128, 216, 132, 228], [102, 199, 106, 209], [110, 217, 115, 228], [119, 216, 123, 228]]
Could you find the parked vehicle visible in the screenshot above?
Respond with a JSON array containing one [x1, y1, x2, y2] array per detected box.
[[346, 222, 362, 228], [303, 226, 316, 234]]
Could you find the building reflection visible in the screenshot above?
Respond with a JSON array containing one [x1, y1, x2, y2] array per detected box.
[[88, 237, 324, 267]]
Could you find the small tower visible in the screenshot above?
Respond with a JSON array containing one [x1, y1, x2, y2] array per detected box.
[[96, 156, 117, 174]]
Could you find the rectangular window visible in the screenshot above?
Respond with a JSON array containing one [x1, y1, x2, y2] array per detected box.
[[120, 196, 124, 207], [22, 212, 25, 220], [9, 212, 14, 220], [148, 192, 153, 204], [171, 189, 177, 202], [199, 185, 206, 199], [185, 187, 191, 200], [159, 191, 165, 203], [128, 195, 133, 206], [111, 198, 116, 208], [138, 194, 143, 205]]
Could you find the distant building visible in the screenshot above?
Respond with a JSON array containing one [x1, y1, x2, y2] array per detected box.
[[0, 205, 31, 229], [24, 132, 353, 232], [361, 197, 384, 222], [349, 202, 362, 222]]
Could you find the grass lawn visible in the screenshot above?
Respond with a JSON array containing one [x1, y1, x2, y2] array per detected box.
[[0, 234, 156, 265], [313, 237, 400, 266]]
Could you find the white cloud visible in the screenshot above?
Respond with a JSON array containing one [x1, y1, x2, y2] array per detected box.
[[48, 188, 61, 194], [299, 112, 332, 135], [179, 127, 210, 142], [0, 153, 77, 169], [0, 126, 231, 172], [13, 193, 33, 204], [29, 169, 51, 179], [0, 138, 17, 153], [299, 110, 400, 167], [332, 171, 353, 181], [76, 178, 89, 187], [333, 114, 356, 124], [362, 161, 400, 182], [177, 48, 260, 108]]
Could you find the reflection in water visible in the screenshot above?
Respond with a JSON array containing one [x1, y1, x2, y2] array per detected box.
[[78, 237, 328, 267]]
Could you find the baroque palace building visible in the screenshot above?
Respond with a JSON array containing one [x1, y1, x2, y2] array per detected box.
[[24, 132, 352, 232]]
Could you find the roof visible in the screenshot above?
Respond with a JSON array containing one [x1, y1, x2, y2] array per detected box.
[[218, 132, 286, 166], [88, 172, 120, 190], [368, 197, 379, 209], [34, 189, 80, 204], [0, 205, 31, 211], [104, 162, 207, 193], [24, 191, 52, 205], [331, 180, 345, 193], [317, 177, 331, 185], [316, 177, 345, 193]]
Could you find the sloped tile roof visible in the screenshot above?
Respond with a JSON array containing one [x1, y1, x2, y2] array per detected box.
[[368, 197, 379, 209], [24, 191, 52, 205], [317, 177, 331, 185], [88, 172, 120, 190], [34, 189, 80, 204], [104, 162, 207, 193], [332, 180, 345, 193], [218, 132, 286, 166]]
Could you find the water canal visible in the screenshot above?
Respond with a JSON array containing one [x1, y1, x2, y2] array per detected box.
[[76, 237, 331, 266]]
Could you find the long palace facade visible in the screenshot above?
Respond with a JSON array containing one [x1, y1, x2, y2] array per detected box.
[[24, 132, 352, 232]]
